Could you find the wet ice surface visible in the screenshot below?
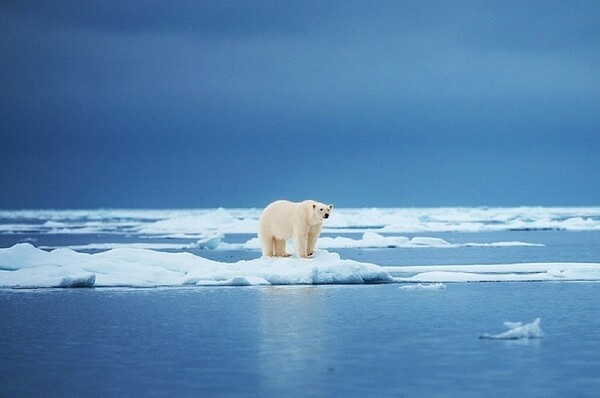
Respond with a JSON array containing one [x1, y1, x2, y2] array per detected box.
[[1, 283, 600, 397]]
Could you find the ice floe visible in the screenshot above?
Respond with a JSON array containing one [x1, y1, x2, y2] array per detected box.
[[399, 283, 447, 290], [480, 318, 544, 340], [134, 208, 258, 236], [388, 263, 600, 283], [241, 232, 543, 251], [2, 243, 600, 289], [39, 234, 224, 252], [0, 244, 393, 288], [37, 231, 544, 252]]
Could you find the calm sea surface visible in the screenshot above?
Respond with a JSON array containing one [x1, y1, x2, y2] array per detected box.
[[1, 283, 600, 397], [2, 230, 600, 397]]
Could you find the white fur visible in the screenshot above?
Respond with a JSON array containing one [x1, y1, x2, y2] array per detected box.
[[258, 200, 333, 258]]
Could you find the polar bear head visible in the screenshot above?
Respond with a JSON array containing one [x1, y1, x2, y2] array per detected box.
[[311, 202, 333, 222]]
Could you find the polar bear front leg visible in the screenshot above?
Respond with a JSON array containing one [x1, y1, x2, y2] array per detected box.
[[307, 223, 322, 257], [293, 227, 310, 258]]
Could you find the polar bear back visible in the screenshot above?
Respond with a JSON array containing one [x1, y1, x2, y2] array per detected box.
[[259, 200, 305, 239]]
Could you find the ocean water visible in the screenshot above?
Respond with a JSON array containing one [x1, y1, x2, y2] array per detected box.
[[2, 282, 600, 397], [1, 208, 600, 396]]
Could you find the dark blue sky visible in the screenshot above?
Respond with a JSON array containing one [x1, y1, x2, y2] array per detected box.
[[2, 1, 600, 208]]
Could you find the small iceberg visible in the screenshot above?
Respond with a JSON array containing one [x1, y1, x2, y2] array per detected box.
[[480, 318, 544, 340]]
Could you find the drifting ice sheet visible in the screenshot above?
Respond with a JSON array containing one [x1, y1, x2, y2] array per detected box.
[[242, 232, 543, 250], [0, 244, 393, 288], [39, 232, 544, 252], [2, 243, 600, 288], [388, 262, 600, 283]]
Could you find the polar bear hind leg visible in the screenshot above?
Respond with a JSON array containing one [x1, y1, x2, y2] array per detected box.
[[274, 239, 290, 257], [260, 233, 275, 257]]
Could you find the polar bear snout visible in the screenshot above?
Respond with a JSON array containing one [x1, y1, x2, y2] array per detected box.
[[315, 203, 333, 220]]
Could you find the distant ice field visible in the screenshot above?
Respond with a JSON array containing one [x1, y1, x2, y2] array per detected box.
[[3, 206, 600, 236], [1, 207, 600, 288]]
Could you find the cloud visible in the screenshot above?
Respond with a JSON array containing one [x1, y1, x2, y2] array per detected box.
[[2, 1, 599, 146], [1, 1, 335, 36], [1, 1, 600, 207]]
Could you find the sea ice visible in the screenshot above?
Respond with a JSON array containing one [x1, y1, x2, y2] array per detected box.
[[2, 243, 600, 288], [399, 283, 447, 290], [480, 318, 544, 340], [0, 244, 393, 288], [136, 208, 257, 236], [241, 232, 542, 251], [2, 207, 600, 237], [388, 262, 600, 283]]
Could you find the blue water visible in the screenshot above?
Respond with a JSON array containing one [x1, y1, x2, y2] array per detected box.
[[2, 226, 600, 396], [1, 282, 600, 397]]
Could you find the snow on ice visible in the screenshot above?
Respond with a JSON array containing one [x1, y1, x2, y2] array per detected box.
[[0, 244, 393, 288], [2, 243, 600, 289], [2, 207, 600, 288], [388, 262, 600, 283], [241, 232, 542, 251], [399, 283, 447, 291]]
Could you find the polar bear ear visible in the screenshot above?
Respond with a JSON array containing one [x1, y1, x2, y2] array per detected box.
[[329, 204, 333, 210]]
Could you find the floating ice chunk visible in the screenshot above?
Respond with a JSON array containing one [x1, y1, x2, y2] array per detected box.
[[463, 241, 545, 247], [316, 232, 409, 249], [136, 208, 257, 236], [243, 233, 542, 251], [185, 250, 394, 286], [38, 233, 225, 252], [243, 232, 442, 250], [191, 233, 224, 249], [389, 262, 600, 283], [399, 283, 446, 290], [320, 233, 456, 248], [4, 243, 600, 288], [0, 243, 88, 270], [409, 237, 452, 247], [1, 264, 96, 289], [480, 318, 544, 340], [0, 244, 393, 288]]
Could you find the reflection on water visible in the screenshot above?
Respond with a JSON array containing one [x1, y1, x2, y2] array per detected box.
[[2, 278, 600, 397], [257, 287, 330, 393]]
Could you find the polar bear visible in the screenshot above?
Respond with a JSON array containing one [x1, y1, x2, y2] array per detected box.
[[258, 200, 333, 258]]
